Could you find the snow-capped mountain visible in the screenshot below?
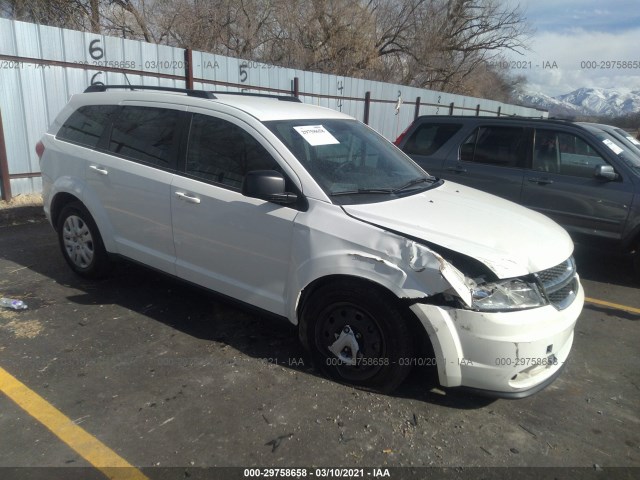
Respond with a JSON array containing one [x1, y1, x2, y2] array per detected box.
[[516, 88, 640, 118], [516, 91, 586, 117]]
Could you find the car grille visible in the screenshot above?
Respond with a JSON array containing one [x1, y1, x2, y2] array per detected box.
[[535, 257, 578, 310]]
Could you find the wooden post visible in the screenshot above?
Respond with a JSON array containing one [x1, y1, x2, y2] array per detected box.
[[0, 110, 11, 202], [184, 48, 194, 89], [293, 77, 299, 98]]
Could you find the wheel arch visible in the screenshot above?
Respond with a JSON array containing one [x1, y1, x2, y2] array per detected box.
[[49, 188, 117, 253], [50, 192, 81, 230], [295, 274, 433, 360]]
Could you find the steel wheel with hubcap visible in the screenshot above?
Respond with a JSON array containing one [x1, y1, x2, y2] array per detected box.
[[301, 279, 414, 393]]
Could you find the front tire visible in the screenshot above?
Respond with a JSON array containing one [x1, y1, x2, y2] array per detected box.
[[301, 280, 414, 393], [57, 202, 110, 278]]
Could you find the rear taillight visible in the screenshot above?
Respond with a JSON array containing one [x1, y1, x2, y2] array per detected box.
[[36, 140, 44, 159], [394, 125, 412, 146]]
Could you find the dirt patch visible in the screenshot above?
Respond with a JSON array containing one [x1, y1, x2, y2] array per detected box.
[[0, 309, 42, 339], [0, 193, 43, 210], [0, 194, 45, 227]]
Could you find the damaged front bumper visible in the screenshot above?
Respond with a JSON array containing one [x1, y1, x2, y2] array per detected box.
[[409, 279, 584, 397]]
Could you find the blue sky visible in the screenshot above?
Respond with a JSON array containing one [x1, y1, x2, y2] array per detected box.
[[503, 0, 640, 96], [525, 0, 640, 33]]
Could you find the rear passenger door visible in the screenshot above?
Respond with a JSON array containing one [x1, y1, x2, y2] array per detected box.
[[521, 129, 633, 242], [441, 125, 530, 202], [170, 110, 297, 316], [87, 103, 186, 274]]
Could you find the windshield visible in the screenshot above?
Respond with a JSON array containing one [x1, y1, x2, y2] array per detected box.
[[266, 119, 440, 203], [611, 127, 640, 159], [594, 130, 640, 169]]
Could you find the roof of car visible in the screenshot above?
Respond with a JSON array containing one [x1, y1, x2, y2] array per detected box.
[[211, 93, 353, 121], [414, 115, 575, 125], [74, 86, 353, 122], [577, 122, 622, 131]]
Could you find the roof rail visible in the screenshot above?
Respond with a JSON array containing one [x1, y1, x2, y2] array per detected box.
[[210, 91, 301, 103], [84, 84, 216, 99]]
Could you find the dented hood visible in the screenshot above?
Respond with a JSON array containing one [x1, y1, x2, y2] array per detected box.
[[342, 181, 573, 279]]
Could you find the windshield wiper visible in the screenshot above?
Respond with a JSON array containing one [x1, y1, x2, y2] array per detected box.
[[330, 177, 441, 196], [392, 176, 437, 193], [330, 188, 394, 196]]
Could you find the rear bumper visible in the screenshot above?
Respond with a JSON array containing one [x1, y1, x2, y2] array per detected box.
[[410, 280, 584, 397]]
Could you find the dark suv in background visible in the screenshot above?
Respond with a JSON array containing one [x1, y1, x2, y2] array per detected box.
[[395, 116, 640, 276]]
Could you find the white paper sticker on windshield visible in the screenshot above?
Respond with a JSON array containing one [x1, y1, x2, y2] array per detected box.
[[294, 125, 339, 146], [603, 138, 623, 155], [625, 135, 640, 146]]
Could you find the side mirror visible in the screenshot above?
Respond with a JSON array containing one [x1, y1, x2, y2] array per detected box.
[[242, 170, 298, 204], [594, 164, 617, 181]]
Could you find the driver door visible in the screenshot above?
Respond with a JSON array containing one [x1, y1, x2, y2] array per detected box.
[[171, 110, 298, 316]]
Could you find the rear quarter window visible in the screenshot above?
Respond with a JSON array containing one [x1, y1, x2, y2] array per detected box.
[[56, 105, 116, 148]]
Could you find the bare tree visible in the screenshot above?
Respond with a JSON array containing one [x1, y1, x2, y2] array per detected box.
[[0, 0, 100, 31], [1, 0, 532, 100], [270, 0, 380, 76], [374, 0, 531, 92]]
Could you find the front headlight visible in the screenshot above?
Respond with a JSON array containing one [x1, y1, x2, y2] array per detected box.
[[471, 278, 547, 311]]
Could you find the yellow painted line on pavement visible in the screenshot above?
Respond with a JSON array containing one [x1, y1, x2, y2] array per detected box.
[[0, 366, 148, 480], [585, 297, 640, 315]]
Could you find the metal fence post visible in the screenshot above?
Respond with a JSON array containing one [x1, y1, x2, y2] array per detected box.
[[414, 97, 421, 119], [363, 91, 371, 125], [0, 109, 11, 202]]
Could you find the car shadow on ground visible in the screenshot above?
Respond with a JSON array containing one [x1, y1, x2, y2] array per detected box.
[[0, 222, 493, 409], [13, 221, 638, 407], [70, 261, 496, 409]]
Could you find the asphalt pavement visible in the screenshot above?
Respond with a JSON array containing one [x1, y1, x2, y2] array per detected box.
[[0, 211, 638, 479]]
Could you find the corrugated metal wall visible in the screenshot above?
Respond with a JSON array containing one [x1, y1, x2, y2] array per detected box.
[[0, 18, 545, 197]]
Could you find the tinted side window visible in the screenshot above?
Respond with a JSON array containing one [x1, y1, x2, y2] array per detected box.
[[404, 124, 461, 156], [534, 129, 608, 177], [186, 114, 279, 189], [460, 126, 527, 168], [109, 106, 180, 167], [57, 105, 115, 148]]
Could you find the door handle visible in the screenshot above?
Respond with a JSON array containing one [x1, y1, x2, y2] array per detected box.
[[445, 166, 467, 174], [89, 165, 108, 175], [174, 191, 201, 204], [528, 177, 554, 185]]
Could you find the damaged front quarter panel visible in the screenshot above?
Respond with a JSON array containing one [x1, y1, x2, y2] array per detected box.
[[289, 207, 478, 323], [400, 239, 473, 308]]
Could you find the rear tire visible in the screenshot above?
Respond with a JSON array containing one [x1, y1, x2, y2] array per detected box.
[[57, 202, 110, 279], [300, 280, 414, 393]]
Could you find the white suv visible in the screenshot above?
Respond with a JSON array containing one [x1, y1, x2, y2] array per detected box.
[[38, 85, 584, 397]]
